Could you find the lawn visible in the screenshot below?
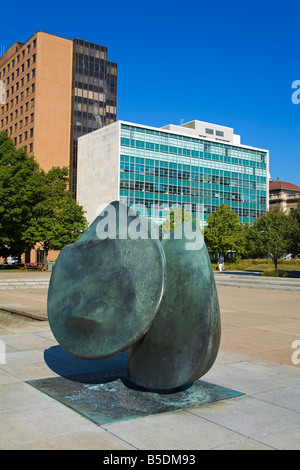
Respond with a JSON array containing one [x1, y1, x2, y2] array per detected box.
[[221, 258, 300, 276]]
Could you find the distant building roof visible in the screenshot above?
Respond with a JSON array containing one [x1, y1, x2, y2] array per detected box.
[[269, 181, 300, 192]]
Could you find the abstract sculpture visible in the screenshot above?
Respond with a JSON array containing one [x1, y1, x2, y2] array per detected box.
[[47, 201, 221, 391]]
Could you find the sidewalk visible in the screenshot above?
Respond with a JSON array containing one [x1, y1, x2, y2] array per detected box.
[[0, 278, 300, 449]]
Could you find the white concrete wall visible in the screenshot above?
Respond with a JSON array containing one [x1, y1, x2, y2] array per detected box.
[[77, 122, 120, 225], [162, 120, 240, 144]]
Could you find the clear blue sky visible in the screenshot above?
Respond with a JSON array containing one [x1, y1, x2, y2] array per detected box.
[[1, 0, 299, 184]]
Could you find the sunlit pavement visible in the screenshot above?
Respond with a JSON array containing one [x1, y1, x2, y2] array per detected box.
[[0, 273, 300, 450]]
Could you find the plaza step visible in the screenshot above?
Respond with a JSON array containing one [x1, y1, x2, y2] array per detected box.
[[0, 278, 50, 289], [214, 274, 300, 291]]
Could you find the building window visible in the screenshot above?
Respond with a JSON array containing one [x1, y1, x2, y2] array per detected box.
[[32, 69, 35, 78], [205, 128, 214, 135], [216, 130, 224, 137], [30, 128, 33, 137]]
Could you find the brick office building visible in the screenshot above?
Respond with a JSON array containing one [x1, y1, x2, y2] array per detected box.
[[0, 31, 117, 263]]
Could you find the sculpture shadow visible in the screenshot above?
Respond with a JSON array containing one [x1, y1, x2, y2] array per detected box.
[[44, 345, 128, 385], [120, 376, 194, 395], [43, 346, 194, 394]]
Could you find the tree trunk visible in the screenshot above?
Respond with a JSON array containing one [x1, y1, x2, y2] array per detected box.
[[44, 242, 49, 266]]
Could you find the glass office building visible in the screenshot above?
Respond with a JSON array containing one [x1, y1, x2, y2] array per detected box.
[[77, 120, 269, 227], [71, 39, 117, 195]]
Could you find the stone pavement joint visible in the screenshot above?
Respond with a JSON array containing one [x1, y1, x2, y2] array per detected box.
[[0, 276, 299, 450]]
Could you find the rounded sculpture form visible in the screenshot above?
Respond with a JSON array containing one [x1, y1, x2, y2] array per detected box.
[[47, 202, 166, 359], [128, 221, 221, 390], [47, 201, 221, 391]]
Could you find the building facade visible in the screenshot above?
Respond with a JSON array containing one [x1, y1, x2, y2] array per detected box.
[[269, 181, 300, 213], [0, 32, 117, 264], [0, 32, 117, 196], [77, 119, 269, 227]]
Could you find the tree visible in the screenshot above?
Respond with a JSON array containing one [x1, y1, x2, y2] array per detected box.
[[161, 207, 194, 233], [288, 200, 300, 256], [22, 166, 88, 263], [0, 131, 42, 257], [0, 132, 88, 262], [204, 204, 246, 258], [248, 206, 291, 270]]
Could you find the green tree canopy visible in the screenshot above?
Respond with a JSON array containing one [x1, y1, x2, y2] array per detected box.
[[22, 166, 88, 262], [247, 206, 291, 270], [0, 132, 42, 257], [0, 131, 88, 261], [287, 200, 300, 257], [204, 204, 246, 257], [161, 207, 194, 233]]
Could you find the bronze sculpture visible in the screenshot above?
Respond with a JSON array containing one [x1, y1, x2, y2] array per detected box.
[[47, 201, 221, 391]]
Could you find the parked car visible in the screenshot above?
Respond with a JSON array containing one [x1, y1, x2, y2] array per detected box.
[[6, 256, 19, 265]]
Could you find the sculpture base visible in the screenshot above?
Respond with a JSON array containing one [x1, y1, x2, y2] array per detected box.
[[27, 370, 244, 425]]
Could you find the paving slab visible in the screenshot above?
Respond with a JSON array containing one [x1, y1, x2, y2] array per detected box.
[[0, 281, 299, 450]]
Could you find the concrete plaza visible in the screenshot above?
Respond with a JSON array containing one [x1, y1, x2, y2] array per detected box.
[[0, 272, 299, 450]]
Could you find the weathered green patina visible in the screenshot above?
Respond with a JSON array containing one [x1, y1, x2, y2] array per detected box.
[[47, 202, 166, 359], [128, 220, 221, 390], [47, 201, 221, 391]]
